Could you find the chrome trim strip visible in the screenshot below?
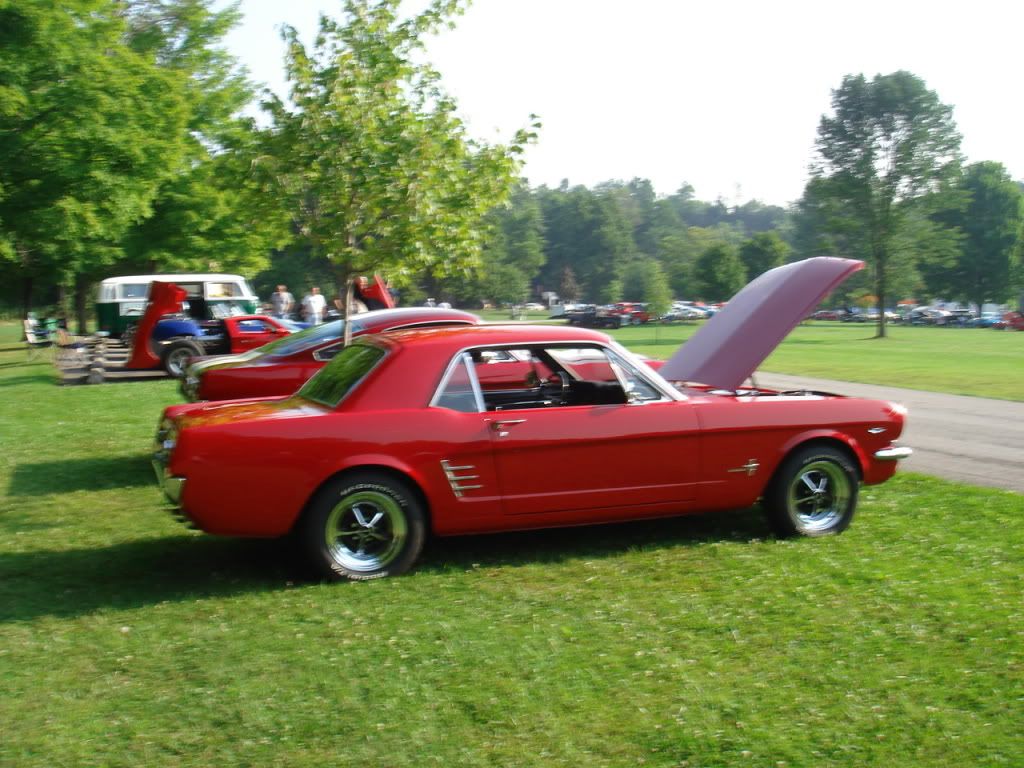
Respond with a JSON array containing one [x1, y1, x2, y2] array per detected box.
[[726, 459, 760, 476], [867, 427, 887, 434], [874, 446, 913, 461], [463, 352, 485, 413]]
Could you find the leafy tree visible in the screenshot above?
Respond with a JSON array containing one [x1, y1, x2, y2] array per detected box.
[[0, 0, 189, 327], [732, 199, 787, 234], [944, 162, 1023, 310], [622, 257, 671, 318], [495, 183, 546, 280], [695, 243, 746, 301], [119, 0, 290, 277], [558, 266, 581, 303], [480, 262, 529, 308], [265, 0, 536, 335], [811, 71, 962, 336], [656, 233, 696, 298], [739, 231, 790, 278], [537, 184, 631, 303]]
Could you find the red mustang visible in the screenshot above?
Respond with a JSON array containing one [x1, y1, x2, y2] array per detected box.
[[180, 307, 481, 402], [153, 258, 912, 581]]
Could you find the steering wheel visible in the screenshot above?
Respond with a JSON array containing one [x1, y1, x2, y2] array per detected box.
[[544, 371, 570, 403]]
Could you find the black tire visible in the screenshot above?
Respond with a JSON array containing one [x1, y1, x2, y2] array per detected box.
[[763, 445, 859, 537], [297, 471, 426, 581], [162, 340, 202, 378]]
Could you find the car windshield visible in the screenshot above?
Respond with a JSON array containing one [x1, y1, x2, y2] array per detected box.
[[298, 342, 386, 408], [258, 315, 380, 357], [258, 320, 345, 357]]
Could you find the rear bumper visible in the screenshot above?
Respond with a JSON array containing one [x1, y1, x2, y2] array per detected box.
[[152, 450, 194, 528]]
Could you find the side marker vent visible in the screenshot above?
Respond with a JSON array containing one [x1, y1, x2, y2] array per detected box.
[[441, 459, 483, 498]]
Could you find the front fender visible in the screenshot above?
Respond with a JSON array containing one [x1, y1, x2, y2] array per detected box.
[[777, 428, 868, 479]]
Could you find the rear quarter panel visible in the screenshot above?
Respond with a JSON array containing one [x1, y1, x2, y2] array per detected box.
[[170, 407, 503, 537], [692, 394, 905, 510]]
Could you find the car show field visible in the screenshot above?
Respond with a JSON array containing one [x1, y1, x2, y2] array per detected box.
[[607, 321, 1024, 402], [1, 321, 1022, 766]]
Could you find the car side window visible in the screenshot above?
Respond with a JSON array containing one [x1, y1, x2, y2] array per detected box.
[[433, 353, 482, 413], [608, 353, 663, 402], [472, 345, 668, 411], [237, 319, 267, 333]]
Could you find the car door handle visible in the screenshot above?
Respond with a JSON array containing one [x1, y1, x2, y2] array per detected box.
[[491, 419, 526, 436]]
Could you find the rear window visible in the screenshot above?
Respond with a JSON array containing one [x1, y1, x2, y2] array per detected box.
[[207, 281, 243, 298], [298, 343, 386, 408]]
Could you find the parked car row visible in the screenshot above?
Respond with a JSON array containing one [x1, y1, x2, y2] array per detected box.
[[560, 300, 723, 327], [562, 302, 651, 327], [810, 305, 1023, 329], [150, 258, 913, 582]]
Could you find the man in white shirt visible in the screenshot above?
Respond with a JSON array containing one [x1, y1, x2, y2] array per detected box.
[[270, 285, 294, 319], [301, 286, 326, 325]]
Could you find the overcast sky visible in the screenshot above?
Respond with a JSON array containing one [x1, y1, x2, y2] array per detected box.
[[223, 0, 1024, 207]]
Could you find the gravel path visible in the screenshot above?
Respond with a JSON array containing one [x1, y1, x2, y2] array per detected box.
[[755, 373, 1024, 494]]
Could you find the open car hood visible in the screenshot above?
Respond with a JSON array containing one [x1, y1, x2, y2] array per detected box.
[[126, 280, 187, 370], [659, 257, 864, 389]]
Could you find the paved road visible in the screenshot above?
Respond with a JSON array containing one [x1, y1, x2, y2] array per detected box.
[[755, 373, 1024, 494]]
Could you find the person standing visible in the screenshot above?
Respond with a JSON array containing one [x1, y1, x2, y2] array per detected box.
[[301, 286, 326, 325], [270, 285, 294, 319]]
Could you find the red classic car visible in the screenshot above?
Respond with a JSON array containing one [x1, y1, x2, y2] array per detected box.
[[995, 310, 1024, 331], [125, 281, 299, 377], [153, 258, 912, 581], [181, 307, 481, 401]]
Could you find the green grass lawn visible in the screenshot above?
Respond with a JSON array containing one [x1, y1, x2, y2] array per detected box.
[[480, 312, 1023, 401], [1, 323, 1022, 766]]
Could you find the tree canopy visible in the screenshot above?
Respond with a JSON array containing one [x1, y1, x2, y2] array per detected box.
[[264, 0, 537, 324], [0, 0, 190, 327], [811, 71, 962, 336], [2, 5, 1022, 332]]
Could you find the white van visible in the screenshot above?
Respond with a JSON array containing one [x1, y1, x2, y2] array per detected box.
[[96, 273, 259, 335]]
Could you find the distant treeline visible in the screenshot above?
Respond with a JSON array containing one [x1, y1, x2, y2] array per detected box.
[[3, 2, 1022, 327]]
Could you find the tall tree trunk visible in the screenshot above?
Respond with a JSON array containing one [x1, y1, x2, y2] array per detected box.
[[20, 274, 33, 320], [74, 273, 89, 335], [875, 249, 888, 339], [337, 261, 353, 347], [58, 283, 69, 324]]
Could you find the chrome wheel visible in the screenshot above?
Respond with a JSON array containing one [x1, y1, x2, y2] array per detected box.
[[164, 346, 195, 378], [325, 489, 408, 573], [786, 459, 852, 533]]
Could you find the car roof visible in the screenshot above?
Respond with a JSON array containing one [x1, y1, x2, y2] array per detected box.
[[339, 324, 618, 412], [99, 274, 248, 285], [354, 306, 480, 332], [375, 322, 613, 350]]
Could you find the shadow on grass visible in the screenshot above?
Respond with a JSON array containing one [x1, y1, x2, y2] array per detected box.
[[0, 372, 55, 387], [0, 535, 292, 622], [0, 508, 769, 622], [420, 507, 769, 574], [8, 455, 154, 496]]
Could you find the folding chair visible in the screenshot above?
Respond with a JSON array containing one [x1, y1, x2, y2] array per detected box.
[[24, 320, 54, 361]]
